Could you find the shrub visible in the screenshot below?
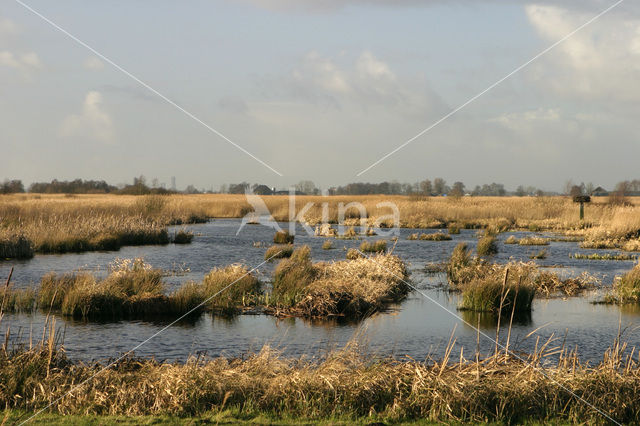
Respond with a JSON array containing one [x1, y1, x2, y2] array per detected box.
[[274, 231, 294, 244], [477, 235, 498, 256], [359, 240, 387, 253], [264, 244, 294, 260]]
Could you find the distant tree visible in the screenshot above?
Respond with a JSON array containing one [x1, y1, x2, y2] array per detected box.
[[609, 181, 631, 206], [515, 185, 526, 197], [433, 178, 446, 195], [450, 181, 465, 198], [294, 180, 318, 195], [419, 179, 432, 196], [569, 185, 583, 198], [228, 182, 250, 194], [184, 185, 200, 194], [564, 179, 575, 196], [0, 179, 25, 194]]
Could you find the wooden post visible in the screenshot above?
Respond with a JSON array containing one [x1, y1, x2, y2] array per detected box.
[[573, 195, 591, 221]]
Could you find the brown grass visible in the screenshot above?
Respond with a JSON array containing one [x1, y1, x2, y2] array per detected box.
[[2, 326, 640, 424]]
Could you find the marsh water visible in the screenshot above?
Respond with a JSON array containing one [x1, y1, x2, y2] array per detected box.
[[2, 219, 640, 364]]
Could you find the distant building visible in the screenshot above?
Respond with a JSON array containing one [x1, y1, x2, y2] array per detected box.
[[592, 187, 609, 196], [253, 185, 273, 195]]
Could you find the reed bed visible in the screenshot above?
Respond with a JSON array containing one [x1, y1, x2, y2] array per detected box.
[[3, 327, 640, 424], [0, 194, 207, 258], [273, 230, 294, 244]]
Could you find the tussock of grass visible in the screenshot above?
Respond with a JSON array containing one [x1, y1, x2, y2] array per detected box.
[[172, 230, 193, 244], [447, 223, 461, 234], [416, 232, 452, 241], [529, 248, 548, 259], [271, 246, 315, 307], [321, 240, 334, 250], [4, 330, 640, 424], [477, 235, 498, 256], [518, 236, 549, 246], [607, 263, 640, 304], [345, 248, 361, 260], [359, 240, 387, 253], [504, 235, 518, 244], [459, 273, 535, 315], [273, 231, 294, 244], [201, 265, 261, 314], [265, 245, 294, 260]]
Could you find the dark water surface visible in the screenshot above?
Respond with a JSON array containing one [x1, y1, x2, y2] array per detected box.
[[2, 219, 639, 364]]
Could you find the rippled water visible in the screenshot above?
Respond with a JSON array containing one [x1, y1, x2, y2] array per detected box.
[[1, 219, 639, 364]]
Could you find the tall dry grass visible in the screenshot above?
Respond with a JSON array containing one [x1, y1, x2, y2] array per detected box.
[[2, 324, 640, 424]]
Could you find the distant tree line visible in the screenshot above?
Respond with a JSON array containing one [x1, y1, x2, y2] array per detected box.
[[0, 180, 25, 194], [28, 179, 116, 194]]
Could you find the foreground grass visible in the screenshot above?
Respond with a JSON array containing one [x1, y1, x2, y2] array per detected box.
[[1, 331, 639, 424]]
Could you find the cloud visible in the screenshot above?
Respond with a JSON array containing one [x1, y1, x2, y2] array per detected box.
[[490, 108, 561, 132], [59, 91, 114, 143], [0, 17, 18, 37], [0, 50, 41, 69], [83, 56, 104, 70], [525, 4, 640, 103]]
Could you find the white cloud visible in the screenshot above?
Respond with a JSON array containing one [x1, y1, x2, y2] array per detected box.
[[525, 4, 640, 102], [490, 108, 561, 132], [83, 56, 104, 70], [0, 50, 41, 69], [0, 17, 18, 37], [59, 91, 114, 143]]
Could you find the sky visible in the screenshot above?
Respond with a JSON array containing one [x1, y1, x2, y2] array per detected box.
[[1, 0, 639, 192]]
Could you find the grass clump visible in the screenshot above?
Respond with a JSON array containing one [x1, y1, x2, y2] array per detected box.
[[321, 240, 334, 250], [607, 263, 640, 304], [448, 223, 461, 234], [273, 230, 294, 244], [519, 236, 549, 246], [271, 246, 316, 307], [419, 232, 452, 241], [346, 248, 361, 260], [477, 235, 498, 256], [201, 264, 261, 314], [529, 249, 548, 260], [172, 230, 193, 244], [459, 273, 535, 316], [359, 239, 387, 253], [264, 244, 294, 260], [504, 235, 518, 244]]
